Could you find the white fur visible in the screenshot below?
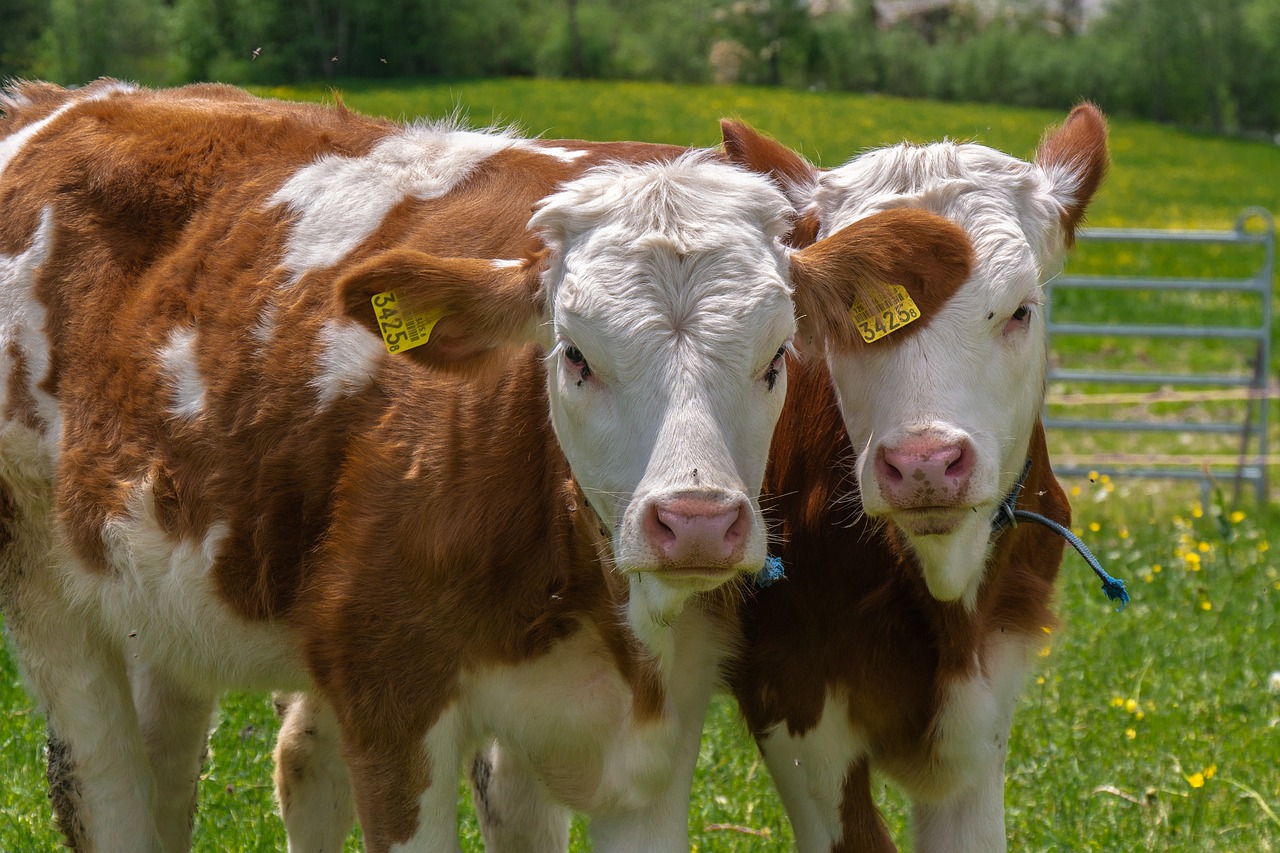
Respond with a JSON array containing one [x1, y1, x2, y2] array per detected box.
[[537, 146, 589, 163], [0, 206, 60, 444], [817, 141, 1076, 606], [274, 692, 356, 853], [156, 327, 208, 420], [270, 124, 525, 276], [758, 691, 867, 852], [310, 319, 384, 407], [909, 634, 1032, 852], [534, 153, 796, 587]]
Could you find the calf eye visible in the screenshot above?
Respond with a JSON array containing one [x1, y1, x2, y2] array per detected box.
[[764, 345, 786, 392], [564, 344, 591, 384], [1004, 303, 1033, 335]]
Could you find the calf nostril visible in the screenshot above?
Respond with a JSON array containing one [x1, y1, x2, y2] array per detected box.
[[876, 447, 905, 484]]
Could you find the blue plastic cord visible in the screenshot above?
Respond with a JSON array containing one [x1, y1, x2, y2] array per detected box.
[[1012, 509, 1130, 611], [993, 459, 1130, 612], [755, 554, 785, 588]]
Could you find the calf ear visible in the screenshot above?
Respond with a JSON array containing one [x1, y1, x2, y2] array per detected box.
[[1035, 103, 1109, 245], [720, 119, 822, 245], [336, 248, 544, 372], [788, 209, 973, 354]]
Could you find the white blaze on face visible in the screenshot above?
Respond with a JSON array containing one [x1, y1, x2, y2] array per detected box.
[[531, 153, 795, 610], [817, 141, 1082, 606]]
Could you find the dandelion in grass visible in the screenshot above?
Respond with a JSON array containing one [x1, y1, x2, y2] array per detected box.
[[1200, 600, 1212, 611], [1125, 727, 1136, 740], [1229, 510, 1246, 524], [1089, 521, 1101, 533], [1119, 526, 1130, 539], [1070, 485, 1081, 497], [1185, 552, 1202, 570], [1192, 502, 1204, 519], [1185, 765, 1216, 789]]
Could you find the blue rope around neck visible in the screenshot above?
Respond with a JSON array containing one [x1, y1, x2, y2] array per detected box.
[[755, 555, 785, 588], [993, 460, 1130, 612], [755, 460, 1129, 611]]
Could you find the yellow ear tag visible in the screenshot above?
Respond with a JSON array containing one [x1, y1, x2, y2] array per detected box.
[[371, 290, 445, 354], [849, 284, 921, 343]]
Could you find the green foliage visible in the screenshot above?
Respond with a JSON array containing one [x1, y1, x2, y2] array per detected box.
[[0, 81, 1277, 850], [3, 0, 1277, 133]]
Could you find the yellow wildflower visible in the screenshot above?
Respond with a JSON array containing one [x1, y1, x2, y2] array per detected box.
[[1198, 541, 1210, 553], [1125, 728, 1136, 740], [1119, 527, 1130, 539], [1229, 510, 1246, 524], [1187, 772, 1205, 788], [1200, 600, 1212, 611], [1151, 563, 1162, 574], [1111, 696, 1125, 708], [1124, 698, 1138, 713], [1088, 521, 1101, 533], [1070, 485, 1081, 497], [1192, 503, 1204, 519]]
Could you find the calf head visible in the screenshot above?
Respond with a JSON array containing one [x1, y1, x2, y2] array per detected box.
[[724, 105, 1107, 606], [339, 151, 972, 623]]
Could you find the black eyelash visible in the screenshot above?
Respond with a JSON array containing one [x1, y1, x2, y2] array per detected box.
[[565, 345, 591, 384], [765, 346, 786, 391]]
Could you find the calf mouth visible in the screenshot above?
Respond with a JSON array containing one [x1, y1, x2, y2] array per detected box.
[[889, 506, 971, 537]]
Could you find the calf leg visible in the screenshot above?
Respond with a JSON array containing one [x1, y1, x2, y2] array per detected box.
[[758, 717, 894, 853], [909, 738, 1009, 853], [345, 704, 466, 853], [273, 691, 355, 853], [131, 662, 217, 852], [13, 584, 161, 851], [469, 740, 570, 852]]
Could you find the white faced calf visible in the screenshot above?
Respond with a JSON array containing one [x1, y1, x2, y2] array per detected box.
[[727, 104, 1108, 606], [0, 81, 972, 852], [722, 106, 1108, 851]]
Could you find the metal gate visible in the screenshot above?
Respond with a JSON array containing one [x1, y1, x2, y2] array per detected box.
[[1044, 208, 1275, 505]]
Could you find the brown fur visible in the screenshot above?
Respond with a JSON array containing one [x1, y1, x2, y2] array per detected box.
[[788, 209, 973, 354], [1035, 104, 1109, 243]]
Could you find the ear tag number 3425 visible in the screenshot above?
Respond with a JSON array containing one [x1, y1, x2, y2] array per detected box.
[[850, 284, 920, 343], [371, 291, 445, 354]]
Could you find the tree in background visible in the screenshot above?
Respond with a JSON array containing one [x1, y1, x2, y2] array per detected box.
[[0, 0, 1274, 136]]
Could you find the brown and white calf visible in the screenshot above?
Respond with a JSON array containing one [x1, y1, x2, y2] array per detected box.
[[0, 81, 972, 851], [721, 106, 1109, 850]]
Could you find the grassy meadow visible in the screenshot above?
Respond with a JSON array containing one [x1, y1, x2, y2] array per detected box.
[[2, 78, 1279, 850]]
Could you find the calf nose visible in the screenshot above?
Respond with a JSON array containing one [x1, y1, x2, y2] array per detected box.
[[643, 496, 749, 566], [875, 435, 974, 508]]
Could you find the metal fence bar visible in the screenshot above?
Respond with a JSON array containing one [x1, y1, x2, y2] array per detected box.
[[1045, 207, 1275, 505]]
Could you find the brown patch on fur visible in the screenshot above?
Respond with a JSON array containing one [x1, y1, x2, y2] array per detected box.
[[788, 208, 974, 354], [1035, 103, 1109, 245], [835, 761, 895, 852], [734, 358, 1068, 845], [3, 341, 42, 432]]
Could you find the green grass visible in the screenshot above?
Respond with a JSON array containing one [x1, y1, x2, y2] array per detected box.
[[3, 78, 1280, 849]]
